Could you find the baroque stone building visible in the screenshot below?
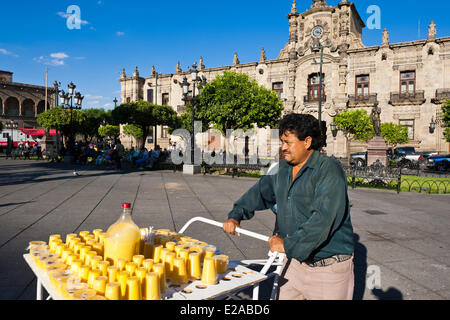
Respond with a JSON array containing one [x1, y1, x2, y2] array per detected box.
[[0, 70, 58, 129], [119, 0, 450, 156]]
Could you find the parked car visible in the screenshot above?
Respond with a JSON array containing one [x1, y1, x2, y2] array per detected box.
[[419, 151, 440, 160], [426, 154, 450, 172], [350, 147, 423, 169]]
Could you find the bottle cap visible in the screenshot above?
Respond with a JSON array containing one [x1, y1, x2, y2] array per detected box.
[[122, 203, 131, 209]]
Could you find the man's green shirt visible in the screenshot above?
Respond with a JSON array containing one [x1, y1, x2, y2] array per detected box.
[[228, 150, 354, 263]]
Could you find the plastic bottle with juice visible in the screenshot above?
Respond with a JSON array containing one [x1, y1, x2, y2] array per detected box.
[[104, 203, 141, 267]]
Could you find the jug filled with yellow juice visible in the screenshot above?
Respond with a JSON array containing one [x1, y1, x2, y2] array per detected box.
[[104, 203, 141, 267]]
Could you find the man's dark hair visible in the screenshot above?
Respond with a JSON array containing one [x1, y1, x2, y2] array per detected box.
[[279, 113, 326, 150]]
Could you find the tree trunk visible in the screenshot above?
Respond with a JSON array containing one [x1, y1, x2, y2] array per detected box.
[[140, 127, 148, 150]]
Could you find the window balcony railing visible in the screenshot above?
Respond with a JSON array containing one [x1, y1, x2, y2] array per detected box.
[[431, 89, 450, 104], [389, 90, 426, 106], [347, 93, 378, 108], [304, 95, 327, 104]]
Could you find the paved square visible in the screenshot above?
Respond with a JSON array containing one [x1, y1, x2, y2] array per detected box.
[[0, 160, 448, 300]]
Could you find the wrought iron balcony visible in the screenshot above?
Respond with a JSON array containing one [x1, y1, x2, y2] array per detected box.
[[389, 90, 426, 106], [303, 95, 327, 104], [431, 89, 450, 104], [347, 93, 378, 108]]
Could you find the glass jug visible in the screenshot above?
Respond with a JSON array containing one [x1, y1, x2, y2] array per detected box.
[[104, 203, 141, 266]]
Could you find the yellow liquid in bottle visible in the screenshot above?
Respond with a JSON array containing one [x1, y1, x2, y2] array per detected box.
[[104, 207, 141, 267]]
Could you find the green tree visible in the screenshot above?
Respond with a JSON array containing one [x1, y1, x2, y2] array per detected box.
[[98, 125, 120, 141], [122, 124, 153, 148], [333, 109, 375, 164], [80, 108, 109, 143], [112, 100, 177, 150], [381, 122, 409, 148], [197, 71, 283, 134], [442, 99, 450, 142]]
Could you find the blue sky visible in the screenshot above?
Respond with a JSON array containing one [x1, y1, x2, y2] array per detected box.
[[1, 0, 449, 111]]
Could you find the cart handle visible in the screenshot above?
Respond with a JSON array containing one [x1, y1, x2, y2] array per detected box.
[[178, 216, 270, 242]]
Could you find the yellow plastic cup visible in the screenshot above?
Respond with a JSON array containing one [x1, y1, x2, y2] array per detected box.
[[66, 254, 79, 266], [63, 281, 88, 300], [92, 276, 108, 295], [203, 245, 217, 260], [90, 255, 103, 270], [69, 238, 82, 250], [117, 258, 128, 271], [88, 269, 102, 288], [165, 241, 176, 252], [50, 239, 63, 253], [70, 259, 84, 274], [201, 257, 218, 285], [213, 255, 229, 274], [93, 229, 103, 242], [188, 252, 202, 280], [160, 248, 170, 265], [178, 249, 190, 265], [127, 277, 141, 300], [87, 295, 107, 300], [73, 242, 85, 255], [173, 257, 188, 285], [93, 243, 104, 256], [164, 252, 176, 281], [65, 234, 78, 245], [105, 282, 121, 300], [118, 271, 130, 300], [61, 248, 74, 263], [132, 255, 145, 267], [152, 263, 167, 293], [145, 272, 161, 300], [79, 231, 90, 241], [79, 245, 92, 263], [142, 259, 154, 273], [153, 245, 163, 263], [107, 266, 119, 283], [78, 265, 91, 283], [135, 268, 147, 297], [98, 232, 107, 245], [85, 251, 97, 266], [125, 262, 138, 276], [86, 240, 97, 248], [84, 234, 95, 242], [97, 261, 110, 277]]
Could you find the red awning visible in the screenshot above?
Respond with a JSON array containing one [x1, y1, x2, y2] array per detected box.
[[20, 129, 58, 136]]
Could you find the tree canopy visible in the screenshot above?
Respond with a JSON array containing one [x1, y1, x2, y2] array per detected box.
[[380, 122, 409, 147], [112, 100, 178, 149], [196, 71, 284, 134], [333, 109, 375, 142], [37, 106, 85, 138], [98, 125, 120, 140]]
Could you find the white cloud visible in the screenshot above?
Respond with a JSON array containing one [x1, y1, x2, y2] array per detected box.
[[85, 94, 104, 100], [116, 31, 125, 36], [103, 103, 113, 108], [34, 52, 69, 66], [50, 52, 69, 59], [0, 48, 19, 58]]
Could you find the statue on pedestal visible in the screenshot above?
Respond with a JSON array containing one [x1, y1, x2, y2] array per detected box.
[[370, 105, 382, 136]]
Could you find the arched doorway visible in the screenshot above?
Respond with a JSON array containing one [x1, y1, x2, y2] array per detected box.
[[37, 101, 48, 115], [5, 97, 20, 116], [23, 99, 35, 117]]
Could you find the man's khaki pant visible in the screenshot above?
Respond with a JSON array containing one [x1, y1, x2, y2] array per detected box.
[[277, 257, 354, 300]]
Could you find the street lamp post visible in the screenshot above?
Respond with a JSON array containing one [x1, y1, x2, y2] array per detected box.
[[180, 62, 207, 173], [59, 82, 83, 162], [311, 38, 331, 146], [149, 67, 162, 149]]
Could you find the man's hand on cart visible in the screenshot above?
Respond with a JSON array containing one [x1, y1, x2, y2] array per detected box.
[[223, 218, 241, 236], [269, 236, 285, 253]]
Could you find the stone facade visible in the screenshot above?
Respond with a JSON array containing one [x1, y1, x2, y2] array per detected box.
[[0, 70, 58, 130], [119, 0, 450, 155]]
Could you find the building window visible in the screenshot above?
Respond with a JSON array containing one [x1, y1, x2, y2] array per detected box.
[[308, 74, 325, 102], [147, 89, 154, 103], [162, 126, 169, 138], [356, 75, 369, 97], [400, 71, 416, 95], [400, 119, 415, 140], [162, 93, 169, 106], [126, 97, 131, 103], [272, 82, 284, 99]]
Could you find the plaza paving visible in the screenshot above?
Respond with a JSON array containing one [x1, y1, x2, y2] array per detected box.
[[0, 159, 449, 300]]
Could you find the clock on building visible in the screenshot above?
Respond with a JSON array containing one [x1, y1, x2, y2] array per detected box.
[[311, 25, 324, 39]]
